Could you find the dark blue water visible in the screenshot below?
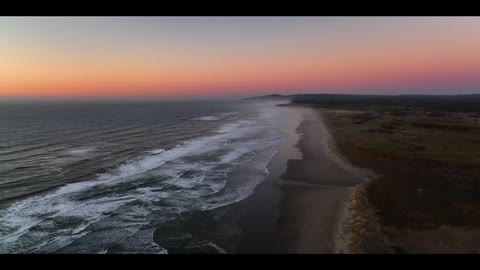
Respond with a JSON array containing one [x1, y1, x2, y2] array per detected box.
[[0, 99, 284, 253]]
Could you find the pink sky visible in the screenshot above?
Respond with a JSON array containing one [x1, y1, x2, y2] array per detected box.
[[1, 17, 480, 97]]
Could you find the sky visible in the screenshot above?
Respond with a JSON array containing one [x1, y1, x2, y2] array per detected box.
[[1, 16, 480, 98]]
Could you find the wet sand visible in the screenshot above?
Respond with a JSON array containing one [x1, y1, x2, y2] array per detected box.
[[236, 106, 364, 253]]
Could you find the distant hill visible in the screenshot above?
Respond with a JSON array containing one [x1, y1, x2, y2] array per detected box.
[[243, 94, 292, 101], [289, 94, 480, 112], [245, 93, 480, 112]]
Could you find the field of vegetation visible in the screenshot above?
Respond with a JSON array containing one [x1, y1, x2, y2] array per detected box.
[[321, 105, 480, 230]]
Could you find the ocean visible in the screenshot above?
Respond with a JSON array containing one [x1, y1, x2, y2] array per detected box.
[[0, 99, 287, 253]]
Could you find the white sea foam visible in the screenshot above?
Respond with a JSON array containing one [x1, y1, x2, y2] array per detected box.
[[0, 104, 285, 253], [220, 112, 239, 116], [68, 147, 95, 155], [193, 112, 238, 121], [146, 149, 165, 155], [192, 116, 218, 121]]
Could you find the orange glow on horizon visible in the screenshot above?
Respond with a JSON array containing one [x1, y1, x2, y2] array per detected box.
[[2, 17, 480, 97]]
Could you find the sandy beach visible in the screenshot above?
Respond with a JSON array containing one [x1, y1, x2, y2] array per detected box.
[[236, 105, 365, 253]]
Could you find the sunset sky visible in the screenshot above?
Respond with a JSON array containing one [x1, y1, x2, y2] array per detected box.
[[1, 16, 480, 98]]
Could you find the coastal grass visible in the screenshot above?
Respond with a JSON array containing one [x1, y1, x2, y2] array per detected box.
[[321, 105, 480, 230]]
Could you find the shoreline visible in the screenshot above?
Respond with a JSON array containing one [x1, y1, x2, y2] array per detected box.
[[317, 111, 378, 183], [317, 108, 398, 254], [315, 109, 386, 253], [235, 104, 303, 253], [236, 105, 366, 253]]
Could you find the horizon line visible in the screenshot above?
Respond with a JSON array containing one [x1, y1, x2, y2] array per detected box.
[[2, 92, 480, 102]]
